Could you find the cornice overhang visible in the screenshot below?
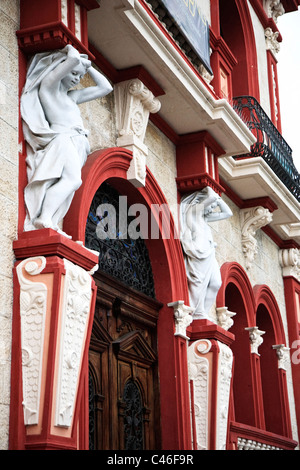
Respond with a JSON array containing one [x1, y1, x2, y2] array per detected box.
[[88, 0, 256, 157]]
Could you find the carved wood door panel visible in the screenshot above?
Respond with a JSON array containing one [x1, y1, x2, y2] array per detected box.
[[88, 272, 161, 450]]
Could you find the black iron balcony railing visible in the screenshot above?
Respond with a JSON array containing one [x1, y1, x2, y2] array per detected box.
[[233, 96, 300, 202]]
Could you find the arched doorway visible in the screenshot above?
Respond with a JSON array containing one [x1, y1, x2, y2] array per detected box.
[[64, 148, 191, 449], [86, 182, 161, 450]]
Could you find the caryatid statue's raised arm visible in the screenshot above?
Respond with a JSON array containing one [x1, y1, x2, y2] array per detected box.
[[180, 187, 232, 319], [21, 44, 113, 236]]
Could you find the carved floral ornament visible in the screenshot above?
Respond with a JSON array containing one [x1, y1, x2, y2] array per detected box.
[[240, 206, 273, 270], [115, 78, 161, 187], [279, 247, 300, 281]]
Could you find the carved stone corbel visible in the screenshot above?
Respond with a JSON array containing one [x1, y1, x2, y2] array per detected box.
[[245, 326, 265, 355], [264, 0, 285, 23], [216, 306, 236, 331], [115, 78, 161, 187], [279, 248, 300, 281], [168, 300, 193, 339], [272, 344, 290, 370], [265, 27, 280, 55], [240, 206, 273, 269]]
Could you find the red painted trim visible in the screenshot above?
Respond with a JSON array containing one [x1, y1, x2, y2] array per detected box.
[[210, 0, 220, 35], [67, 0, 76, 35], [17, 21, 94, 57], [267, 50, 282, 132], [282, 276, 300, 437], [281, 0, 300, 12], [210, 29, 238, 100], [188, 319, 235, 347], [13, 228, 99, 272]]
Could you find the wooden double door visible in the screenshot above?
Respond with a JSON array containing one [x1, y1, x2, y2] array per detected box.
[[88, 272, 161, 450]]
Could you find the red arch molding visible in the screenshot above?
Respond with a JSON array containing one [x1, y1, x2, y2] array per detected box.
[[235, 0, 260, 100], [216, 261, 256, 326], [253, 284, 286, 345], [64, 147, 192, 449]]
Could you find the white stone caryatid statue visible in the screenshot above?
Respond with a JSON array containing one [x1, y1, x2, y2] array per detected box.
[[180, 187, 232, 320], [21, 44, 113, 235]]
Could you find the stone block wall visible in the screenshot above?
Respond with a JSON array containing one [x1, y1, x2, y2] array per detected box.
[[0, 0, 19, 450]]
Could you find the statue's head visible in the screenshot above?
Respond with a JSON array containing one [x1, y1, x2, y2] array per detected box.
[[61, 57, 90, 90]]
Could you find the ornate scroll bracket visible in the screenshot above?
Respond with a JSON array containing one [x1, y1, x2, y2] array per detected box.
[[16, 257, 47, 426], [245, 326, 265, 355], [272, 344, 290, 370], [264, 0, 285, 23], [216, 306, 236, 331], [240, 206, 273, 269], [168, 301, 193, 339], [279, 248, 300, 281], [115, 78, 161, 187]]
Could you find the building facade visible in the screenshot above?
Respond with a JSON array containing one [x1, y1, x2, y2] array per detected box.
[[1, 0, 300, 450]]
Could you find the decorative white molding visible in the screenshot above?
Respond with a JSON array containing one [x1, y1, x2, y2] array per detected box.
[[198, 63, 214, 86], [216, 306, 236, 331], [272, 344, 290, 370], [16, 257, 47, 426], [240, 206, 273, 269], [265, 27, 280, 55], [168, 301, 193, 339], [216, 342, 233, 450], [279, 248, 300, 281], [55, 259, 93, 427], [245, 326, 265, 355], [115, 78, 161, 187], [188, 340, 211, 450]]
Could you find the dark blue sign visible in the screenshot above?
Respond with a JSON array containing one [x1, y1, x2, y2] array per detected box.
[[160, 0, 212, 73]]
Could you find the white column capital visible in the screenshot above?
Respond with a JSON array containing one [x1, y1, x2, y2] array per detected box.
[[168, 300, 193, 339], [245, 326, 265, 355]]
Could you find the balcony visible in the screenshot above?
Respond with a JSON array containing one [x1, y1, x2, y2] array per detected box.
[[229, 421, 298, 450], [233, 96, 300, 202]]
